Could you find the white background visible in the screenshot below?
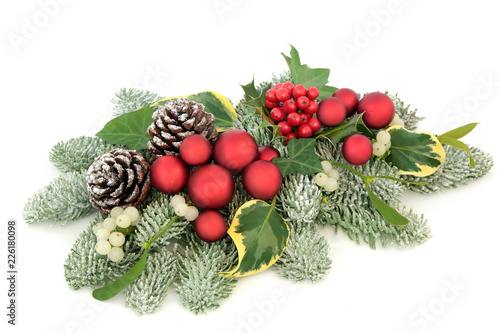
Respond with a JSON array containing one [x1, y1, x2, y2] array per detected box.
[[1, 0, 499, 332]]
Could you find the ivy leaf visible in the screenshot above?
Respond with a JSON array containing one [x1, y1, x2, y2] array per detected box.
[[272, 138, 323, 176], [96, 106, 154, 150], [218, 200, 289, 278], [152, 91, 237, 132], [320, 113, 374, 143], [281, 44, 337, 100], [385, 126, 446, 177]]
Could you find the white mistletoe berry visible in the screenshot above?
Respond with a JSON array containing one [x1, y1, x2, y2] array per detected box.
[[170, 195, 185, 208], [116, 214, 131, 228], [109, 231, 125, 247], [315, 172, 329, 187], [108, 247, 124, 262], [184, 206, 199, 221], [95, 240, 112, 255]]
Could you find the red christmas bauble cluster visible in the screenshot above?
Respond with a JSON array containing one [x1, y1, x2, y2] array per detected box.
[[265, 81, 322, 142], [149, 130, 283, 243]]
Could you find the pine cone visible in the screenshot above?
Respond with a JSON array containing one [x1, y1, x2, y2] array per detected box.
[[147, 97, 218, 160], [86, 149, 151, 214]]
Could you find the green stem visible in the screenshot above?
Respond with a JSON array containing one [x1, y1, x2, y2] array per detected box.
[[143, 215, 179, 249]]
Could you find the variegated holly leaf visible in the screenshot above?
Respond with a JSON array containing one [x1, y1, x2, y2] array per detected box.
[[152, 91, 237, 132], [218, 200, 289, 278], [385, 126, 446, 177]]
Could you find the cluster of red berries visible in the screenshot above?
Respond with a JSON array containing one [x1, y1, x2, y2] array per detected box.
[[265, 82, 321, 142], [149, 130, 283, 243]]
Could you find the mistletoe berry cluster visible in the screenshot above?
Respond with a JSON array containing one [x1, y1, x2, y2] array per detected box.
[[314, 161, 340, 192], [265, 82, 321, 142]]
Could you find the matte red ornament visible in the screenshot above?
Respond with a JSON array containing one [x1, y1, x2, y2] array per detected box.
[[213, 129, 258, 175], [242, 160, 282, 200], [179, 134, 212, 166], [357, 92, 395, 129], [194, 210, 227, 243], [150, 155, 189, 194], [333, 88, 359, 116], [187, 164, 235, 209], [317, 97, 347, 127], [342, 134, 373, 165], [257, 146, 280, 161]]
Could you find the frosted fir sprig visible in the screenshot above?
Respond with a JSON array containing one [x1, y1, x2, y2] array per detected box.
[[111, 88, 164, 117], [276, 173, 323, 224], [274, 223, 332, 282], [64, 214, 142, 289], [125, 246, 178, 315], [404, 145, 494, 193], [388, 93, 424, 131], [23, 171, 95, 224], [49, 136, 118, 173], [176, 233, 238, 314]]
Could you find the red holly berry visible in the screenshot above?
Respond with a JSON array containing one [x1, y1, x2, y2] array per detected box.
[[283, 99, 297, 113], [194, 210, 227, 243], [265, 88, 278, 103], [187, 164, 235, 209], [242, 160, 282, 200], [342, 134, 373, 165], [287, 112, 301, 127], [284, 133, 297, 143], [357, 92, 395, 129], [257, 146, 280, 161], [276, 88, 292, 103], [308, 117, 321, 132], [213, 129, 258, 175], [333, 88, 359, 116], [270, 107, 285, 122], [274, 83, 283, 90], [282, 82, 294, 92], [292, 85, 307, 99], [277, 121, 292, 135], [306, 86, 320, 100], [265, 99, 277, 109], [179, 134, 212, 166], [298, 124, 313, 138], [317, 97, 347, 127], [299, 113, 309, 124], [304, 100, 319, 114], [296, 96, 310, 110], [150, 156, 189, 195]]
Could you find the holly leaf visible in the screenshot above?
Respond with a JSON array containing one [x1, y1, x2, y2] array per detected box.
[[272, 138, 323, 176], [385, 126, 446, 177], [320, 113, 374, 142], [152, 91, 237, 132], [240, 77, 268, 109], [218, 200, 289, 278], [282, 44, 337, 100], [96, 106, 154, 150]]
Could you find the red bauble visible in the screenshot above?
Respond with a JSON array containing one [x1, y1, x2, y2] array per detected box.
[[317, 97, 347, 127], [150, 156, 189, 194], [257, 146, 280, 161], [333, 88, 359, 116], [194, 210, 227, 243], [187, 164, 234, 209], [357, 92, 395, 129], [213, 129, 258, 175], [179, 134, 212, 166], [242, 160, 282, 200], [342, 134, 373, 165]]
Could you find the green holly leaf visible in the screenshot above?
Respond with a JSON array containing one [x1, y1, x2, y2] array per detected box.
[[319, 113, 375, 142], [240, 77, 268, 109], [218, 200, 289, 278], [272, 138, 323, 176], [385, 126, 446, 177], [281, 44, 337, 100], [96, 106, 155, 150], [152, 91, 237, 132]]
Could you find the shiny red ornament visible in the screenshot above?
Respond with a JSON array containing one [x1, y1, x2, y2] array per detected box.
[[213, 129, 258, 175], [179, 134, 212, 166], [242, 160, 282, 200], [150, 155, 188, 194], [333, 88, 359, 116], [194, 210, 227, 243], [187, 164, 235, 209], [357, 92, 395, 129], [257, 146, 280, 161], [317, 97, 347, 127], [342, 134, 373, 165]]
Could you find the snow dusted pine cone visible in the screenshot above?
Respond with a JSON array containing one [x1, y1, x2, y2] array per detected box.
[[86, 148, 151, 214], [147, 97, 218, 160]]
